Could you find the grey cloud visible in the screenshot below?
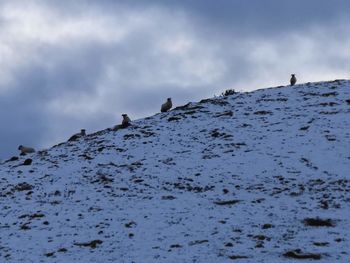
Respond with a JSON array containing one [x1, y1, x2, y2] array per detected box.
[[14, 0, 350, 35], [67, 0, 350, 36], [0, 42, 117, 158], [0, 87, 49, 159]]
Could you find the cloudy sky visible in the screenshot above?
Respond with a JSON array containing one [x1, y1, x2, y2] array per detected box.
[[1, 0, 350, 159]]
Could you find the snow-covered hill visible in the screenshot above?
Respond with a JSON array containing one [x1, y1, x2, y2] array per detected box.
[[1, 80, 350, 262]]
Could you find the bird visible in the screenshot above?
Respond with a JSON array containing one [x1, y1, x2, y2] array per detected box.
[[18, 145, 35, 155], [113, 114, 132, 131], [68, 129, 86, 142], [121, 114, 131, 128], [161, 98, 172, 112], [290, 74, 297, 86]]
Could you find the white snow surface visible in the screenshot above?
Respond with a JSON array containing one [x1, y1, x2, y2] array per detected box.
[[0, 80, 350, 262]]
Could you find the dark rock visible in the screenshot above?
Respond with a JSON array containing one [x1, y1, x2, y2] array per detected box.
[[183, 110, 197, 115], [93, 174, 113, 184], [303, 218, 335, 227], [5, 156, 19, 163], [52, 142, 65, 148], [79, 154, 93, 160], [168, 116, 182, 122], [211, 130, 221, 138], [321, 92, 337, 97], [325, 135, 336, 141], [139, 130, 156, 137], [125, 221, 137, 228], [123, 134, 141, 140], [23, 159, 32, 166], [161, 195, 176, 200], [229, 255, 249, 260], [14, 182, 33, 191], [199, 98, 229, 106], [319, 102, 338, 106], [214, 200, 241, 206], [19, 213, 45, 219], [319, 111, 339, 115], [170, 244, 182, 248], [254, 110, 272, 115], [68, 134, 81, 142], [303, 92, 320, 97], [215, 111, 234, 117], [189, 240, 209, 246], [97, 147, 105, 152], [283, 249, 321, 260], [173, 103, 204, 111], [20, 223, 31, 230], [262, 224, 273, 229], [255, 242, 264, 248], [254, 235, 267, 241], [133, 179, 144, 183], [74, 240, 103, 249], [300, 158, 318, 170], [320, 200, 329, 209], [210, 129, 232, 138], [313, 242, 329, 247]]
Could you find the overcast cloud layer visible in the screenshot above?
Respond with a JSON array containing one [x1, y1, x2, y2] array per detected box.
[[1, 0, 350, 159]]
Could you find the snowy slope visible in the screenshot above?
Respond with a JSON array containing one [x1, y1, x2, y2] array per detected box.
[[0, 80, 349, 262]]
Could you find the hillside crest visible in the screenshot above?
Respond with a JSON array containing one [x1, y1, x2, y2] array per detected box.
[[1, 79, 349, 262]]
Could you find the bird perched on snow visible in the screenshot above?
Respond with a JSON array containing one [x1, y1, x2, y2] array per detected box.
[[113, 114, 131, 131], [18, 145, 35, 155], [121, 114, 131, 128], [290, 74, 297, 86], [161, 98, 172, 112], [68, 129, 86, 142]]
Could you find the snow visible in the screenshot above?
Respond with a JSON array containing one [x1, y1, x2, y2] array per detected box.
[[0, 79, 349, 262]]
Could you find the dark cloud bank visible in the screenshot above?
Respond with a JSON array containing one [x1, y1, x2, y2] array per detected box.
[[1, 0, 350, 159]]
